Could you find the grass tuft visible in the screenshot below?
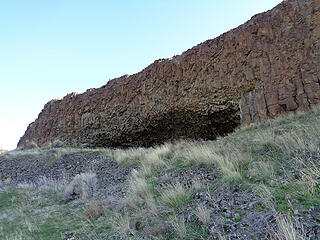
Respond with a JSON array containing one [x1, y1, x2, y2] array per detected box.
[[169, 215, 187, 239], [62, 172, 97, 202], [272, 215, 308, 240], [114, 147, 146, 167], [299, 158, 320, 193], [160, 183, 191, 210], [83, 199, 104, 220], [195, 204, 211, 227]]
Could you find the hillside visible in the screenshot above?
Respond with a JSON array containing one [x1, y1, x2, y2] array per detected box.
[[18, 0, 320, 149], [1, 108, 320, 239]]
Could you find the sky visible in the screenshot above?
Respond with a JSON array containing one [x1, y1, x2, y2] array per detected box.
[[0, 0, 283, 150]]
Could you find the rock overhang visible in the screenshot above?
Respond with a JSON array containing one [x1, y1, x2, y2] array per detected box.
[[18, 0, 320, 149]]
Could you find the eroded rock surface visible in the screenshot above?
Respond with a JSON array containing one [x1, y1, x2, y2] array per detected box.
[[18, 0, 320, 148]]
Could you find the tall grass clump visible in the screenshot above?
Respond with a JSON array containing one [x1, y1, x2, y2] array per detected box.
[[169, 215, 187, 239], [83, 199, 104, 220], [299, 157, 320, 193], [114, 147, 147, 167], [109, 212, 134, 238], [182, 144, 214, 166], [253, 130, 278, 150], [124, 169, 158, 215], [177, 142, 248, 181], [272, 215, 307, 240], [195, 204, 211, 227], [254, 184, 275, 209], [128, 170, 152, 202], [160, 183, 190, 210], [275, 130, 319, 155], [62, 172, 97, 202], [248, 161, 274, 182], [142, 143, 173, 169]]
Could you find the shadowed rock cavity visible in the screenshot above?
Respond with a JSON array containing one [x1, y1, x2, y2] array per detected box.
[[18, 0, 320, 149], [89, 109, 240, 148]]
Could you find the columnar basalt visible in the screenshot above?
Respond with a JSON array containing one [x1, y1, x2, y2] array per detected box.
[[18, 0, 320, 148]]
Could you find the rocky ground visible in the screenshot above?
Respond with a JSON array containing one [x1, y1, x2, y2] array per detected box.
[[0, 148, 134, 199], [1, 109, 320, 239]]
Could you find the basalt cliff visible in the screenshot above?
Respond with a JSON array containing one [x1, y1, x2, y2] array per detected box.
[[18, 0, 320, 148]]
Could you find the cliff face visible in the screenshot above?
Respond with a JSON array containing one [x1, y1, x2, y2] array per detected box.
[[18, 0, 320, 148]]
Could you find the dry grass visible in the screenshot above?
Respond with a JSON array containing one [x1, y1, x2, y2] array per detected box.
[[124, 169, 159, 218], [114, 147, 147, 167], [83, 199, 104, 220], [129, 170, 152, 201], [114, 143, 172, 170], [276, 132, 318, 155], [254, 184, 274, 209], [135, 164, 152, 178], [269, 124, 320, 156], [177, 143, 246, 181], [169, 215, 187, 239], [182, 144, 215, 166], [254, 130, 276, 149], [299, 158, 320, 193], [144, 194, 159, 216], [218, 150, 249, 181], [62, 172, 97, 201], [24, 217, 39, 234], [248, 161, 274, 181], [195, 204, 211, 227], [160, 183, 190, 209], [125, 168, 162, 219], [109, 212, 134, 238], [35, 176, 68, 193], [141, 143, 172, 168], [3, 147, 90, 163], [4, 148, 41, 157], [272, 215, 308, 240]]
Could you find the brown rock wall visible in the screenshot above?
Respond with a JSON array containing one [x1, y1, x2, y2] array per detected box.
[[18, 0, 320, 148]]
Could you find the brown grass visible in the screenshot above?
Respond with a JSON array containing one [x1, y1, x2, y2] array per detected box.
[[195, 204, 211, 227], [83, 200, 104, 220], [272, 215, 308, 240]]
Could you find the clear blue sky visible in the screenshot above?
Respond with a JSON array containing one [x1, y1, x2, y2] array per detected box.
[[0, 0, 282, 150]]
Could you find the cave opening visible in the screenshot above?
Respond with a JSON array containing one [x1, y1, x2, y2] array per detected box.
[[95, 108, 241, 148]]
